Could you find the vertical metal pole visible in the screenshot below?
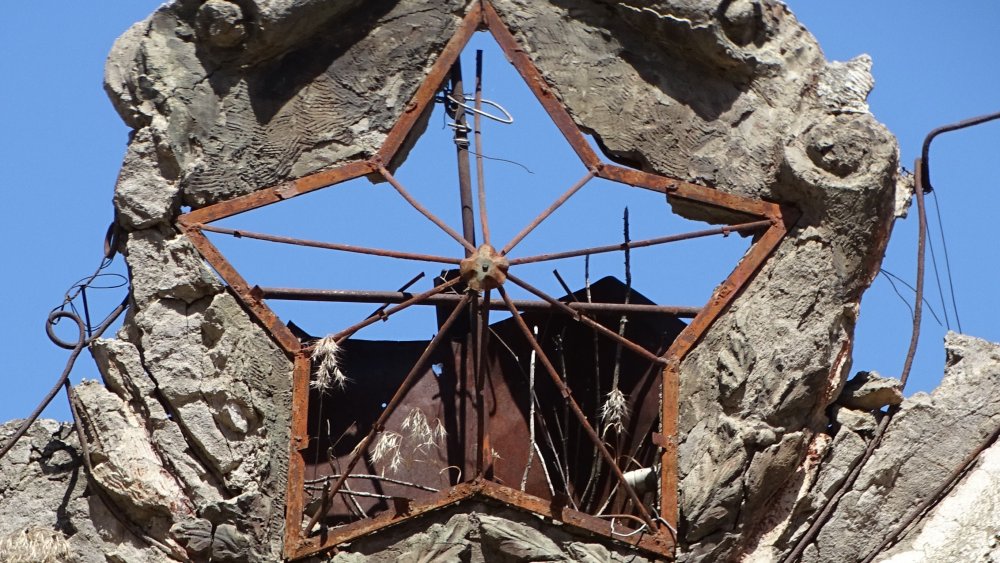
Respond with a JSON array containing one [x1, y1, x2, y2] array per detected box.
[[472, 50, 493, 479], [449, 60, 477, 254], [474, 49, 491, 246]]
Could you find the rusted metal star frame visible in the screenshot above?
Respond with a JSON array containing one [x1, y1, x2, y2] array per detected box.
[[175, 2, 796, 560]]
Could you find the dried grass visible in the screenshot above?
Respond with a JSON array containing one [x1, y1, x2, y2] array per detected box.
[[600, 388, 630, 434], [0, 526, 72, 563], [370, 408, 447, 475], [371, 431, 403, 474], [311, 336, 348, 392]]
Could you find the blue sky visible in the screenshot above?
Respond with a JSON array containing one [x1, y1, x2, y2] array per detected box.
[[1, 2, 998, 423]]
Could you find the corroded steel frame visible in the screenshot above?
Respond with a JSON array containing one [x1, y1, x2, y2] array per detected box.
[[175, 1, 796, 560]]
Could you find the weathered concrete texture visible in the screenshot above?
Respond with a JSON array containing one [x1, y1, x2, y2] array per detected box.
[[17, 0, 989, 562], [797, 333, 1000, 563], [489, 1, 896, 559], [104, 0, 467, 212], [319, 503, 666, 563], [0, 419, 184, 562], [878, 439, 1000, 563]]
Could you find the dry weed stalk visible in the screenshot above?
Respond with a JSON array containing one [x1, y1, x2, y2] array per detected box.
[[311, 335, 348, 392], [370, 408, 447, 475], [600, 387, 630, 435], [0, 526, 72, 563]]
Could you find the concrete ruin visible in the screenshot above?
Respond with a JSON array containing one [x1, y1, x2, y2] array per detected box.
[[2, 1, 1000, 562]]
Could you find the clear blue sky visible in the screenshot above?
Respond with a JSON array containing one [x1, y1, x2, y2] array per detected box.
[[1, 2, 997, 423]]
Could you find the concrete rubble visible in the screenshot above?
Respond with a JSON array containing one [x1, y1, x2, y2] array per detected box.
[[2, 1, 999, 562]]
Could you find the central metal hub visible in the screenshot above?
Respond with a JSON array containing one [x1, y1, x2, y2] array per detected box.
[[459, 244, 509, 291]]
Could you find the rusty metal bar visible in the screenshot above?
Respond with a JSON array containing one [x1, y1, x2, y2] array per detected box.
[[376, 163, 478, 255], [500, 168, 596, 256], [662, 212, 792, 363], [476, 290, 492, 477], [506, 273, 668, 366], [290, 477, 674, 560], [474, 49, 492, 247], [366, 272, 425, 320], [183, 227, 302, 355], [305, 293, 472, 535], [597, 163, 779, 220], [198, 224, 462, 265], [180, 161, 376, 227], [477, 480, 674, 555], [284, 353, 312, 554], [656, 210, 793, 536], [497, 287, 658, 531], [482, 2, 601, 170], [259, 287, 701, 318], [510, 219, 773, 266], [659, 362, 679, 532], [377, 3, 483, 164], [327, 277, 463, 343], [552, 269, 577, 301], [449, 60, 477, 254]]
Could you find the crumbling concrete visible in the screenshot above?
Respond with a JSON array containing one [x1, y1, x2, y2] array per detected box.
[[4, 1, 1000, 562]]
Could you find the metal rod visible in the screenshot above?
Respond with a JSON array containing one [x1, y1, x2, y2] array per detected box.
[[497, 287, 658, 531], [474, 49, 491, 246], [377, 163, 478, 254], [552, 269, 577, 301], [449, 59, 477, 254], [306, 293, 472, 535], [781, 159, 930, 563], [330, 278, 462, 343], [198, 224, 461, 265], [500, 169, 596, 256], [365, 272, 425, 320], [506, 273, 668, 366], [510, 219, 773, 265], [259, 286, 700, 318], [476, 289, 492, 477]]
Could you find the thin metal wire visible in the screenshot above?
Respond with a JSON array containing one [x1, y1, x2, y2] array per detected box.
[[781, 158, 929, 562], [0, 301, 128, 462], [445, 94, 514, 124], [929, 190, 961, 331]]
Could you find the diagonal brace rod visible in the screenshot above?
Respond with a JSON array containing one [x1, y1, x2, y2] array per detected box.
[[510, 219, 773, 266], [306, 293, 472, 534], [507, 273, 667, 366], [497, 287, 657, 531], [330, 277, 462, 343], [377, 163, 477, 254], [199, 224, 461, 265], [501, 169, 596, 256]]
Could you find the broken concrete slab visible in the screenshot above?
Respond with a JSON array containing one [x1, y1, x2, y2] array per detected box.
[[838, 371, 904, 411]]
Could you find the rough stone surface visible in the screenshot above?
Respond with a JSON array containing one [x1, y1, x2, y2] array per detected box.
[[837, 371, 904, 411], [878, 438, 1000, 563], [8, 1, 1000, 563], [799, 333, 1000, 563], [315, 505, 663, 562]]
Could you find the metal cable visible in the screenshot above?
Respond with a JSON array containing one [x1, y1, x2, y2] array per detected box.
[[780, 159, 928, 563], [0, 300, 128, 462]]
